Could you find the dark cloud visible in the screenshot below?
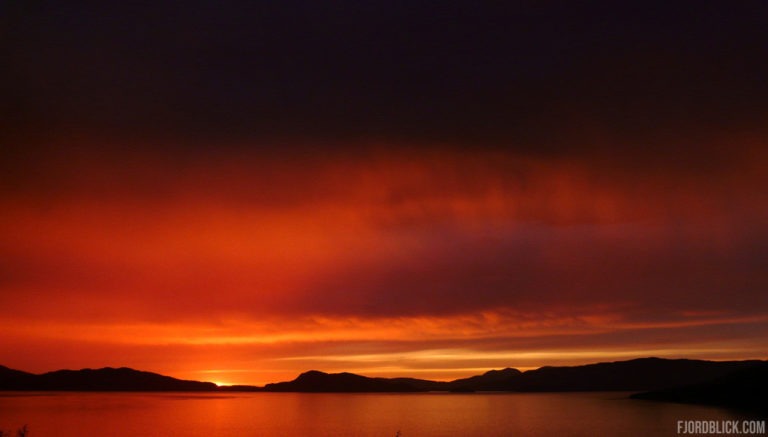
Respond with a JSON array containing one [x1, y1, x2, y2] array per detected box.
[[297, 223, 768, 318], [1, 2, 767, 382], [2, 1, 767, 148], [1, 141, 765, 323]]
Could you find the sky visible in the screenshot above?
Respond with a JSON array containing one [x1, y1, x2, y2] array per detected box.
[[1, 1, 767, 386]]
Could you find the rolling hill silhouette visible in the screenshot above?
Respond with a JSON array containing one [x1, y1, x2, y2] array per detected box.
[[447, 368, 522, 392], [1, 357, 764, 406], [503, 357, 763, 391], [0, 365, 217, 391], [631, 361, 768, 412], [264, 370, 424, 392], [258, 358, 763, 393]]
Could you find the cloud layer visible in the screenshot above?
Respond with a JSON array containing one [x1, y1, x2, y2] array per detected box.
[[1, 139, 766, 384], [2, 1, 768, 384]]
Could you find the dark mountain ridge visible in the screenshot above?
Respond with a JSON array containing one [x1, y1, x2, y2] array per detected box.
[[264, 370, 423, 392], [507, 357, 763, 392], [631, 362, 768, 412], [447, 367, 522, 392], [0, 365, 217, 391], [1, 358, 764, 398], [260, 357, 764, 394]]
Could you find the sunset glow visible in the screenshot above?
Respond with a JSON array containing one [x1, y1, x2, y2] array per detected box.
[[1, 140, 766, 385], [2, 1, 767, 388]]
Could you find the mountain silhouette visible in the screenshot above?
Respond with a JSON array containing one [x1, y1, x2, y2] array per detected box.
[[447, 367, 522, 392], [0, 365, 217, 391], [261, 358, 764, 393], [0, 365, 37, 390], [505, 357, 763, 392], [264, 370, 424, 392], [631, 362, 768, 412], [1, 358, 764, 396]]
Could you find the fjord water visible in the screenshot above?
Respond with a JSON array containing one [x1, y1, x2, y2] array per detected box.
[[0, 391, 758, 436]]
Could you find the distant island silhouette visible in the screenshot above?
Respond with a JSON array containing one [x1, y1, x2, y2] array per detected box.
[[2, 358, 765, 410], [0, 365, 217, 391]]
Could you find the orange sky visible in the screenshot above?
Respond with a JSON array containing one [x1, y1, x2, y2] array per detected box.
[[1, 135, 766, 385]]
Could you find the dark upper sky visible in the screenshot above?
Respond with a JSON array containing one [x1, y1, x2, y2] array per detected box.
[[3, 1, 768, 151]]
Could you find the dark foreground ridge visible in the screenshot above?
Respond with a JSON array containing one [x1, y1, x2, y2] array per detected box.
[[631, 362, 768, 413], [2, 358, 765, 410]]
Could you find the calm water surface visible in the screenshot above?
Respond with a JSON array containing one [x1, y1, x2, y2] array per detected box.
[[0, 391, 762, 436]]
